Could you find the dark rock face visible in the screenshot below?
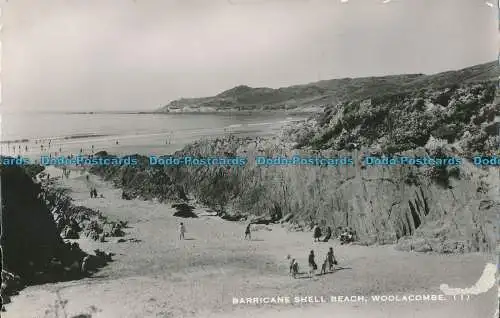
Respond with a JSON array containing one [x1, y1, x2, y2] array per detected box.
[[0, 165, 66, 281], [0, 165, 115, 309], [0, 165, 87, 306]]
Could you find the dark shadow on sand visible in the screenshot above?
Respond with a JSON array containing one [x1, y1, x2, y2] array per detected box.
[[172, 203, 198, 218], [316, 266, 352, 276], [290, 267, 351, 279], [88, 274, 110, 279]]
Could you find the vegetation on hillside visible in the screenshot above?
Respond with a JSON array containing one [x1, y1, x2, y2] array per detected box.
[[156, 61, 498, 113], [296, 81, 498, 154]]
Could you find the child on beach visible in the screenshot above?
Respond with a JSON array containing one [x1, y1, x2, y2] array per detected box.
[[179, 222, 186, 240]]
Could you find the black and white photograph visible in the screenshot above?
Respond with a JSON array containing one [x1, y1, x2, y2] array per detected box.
[[0, 0, 499, 317]]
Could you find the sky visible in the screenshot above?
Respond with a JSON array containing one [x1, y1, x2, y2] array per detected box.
[[1, 0, 498, 112]]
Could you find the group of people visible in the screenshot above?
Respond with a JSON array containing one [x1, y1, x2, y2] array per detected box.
[[3, 141, 30, 155], [289, 247, 338, 279], [339, 227, 356, 244], [312, 224, 333, 242], [89, 187, 99, 198], [312, 223, 356, 245]]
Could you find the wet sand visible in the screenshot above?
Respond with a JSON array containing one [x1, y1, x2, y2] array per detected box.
[[4, 166, 497, 318]]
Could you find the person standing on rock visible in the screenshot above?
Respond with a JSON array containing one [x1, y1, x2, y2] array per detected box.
[[244, 223, 251, 240], [179, 222, 186, 240]]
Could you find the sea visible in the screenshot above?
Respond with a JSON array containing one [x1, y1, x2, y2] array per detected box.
[[0, 111, 308, 159]]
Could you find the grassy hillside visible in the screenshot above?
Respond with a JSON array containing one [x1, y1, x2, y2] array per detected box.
[[156, 61, 498, 113]]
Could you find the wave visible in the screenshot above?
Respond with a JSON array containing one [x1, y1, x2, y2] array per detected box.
[[0, 133, 112, 144], [247, 122, 273, 127]]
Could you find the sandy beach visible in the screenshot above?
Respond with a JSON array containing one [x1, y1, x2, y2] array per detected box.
[[3, 165, 497, 318]]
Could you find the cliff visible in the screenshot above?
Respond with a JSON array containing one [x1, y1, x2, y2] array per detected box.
[[155, 61, 498, 113], [0, 164, 117, 310], [90, 138, 499, 255], [92, 61, 499, 255], [0, 165, 88, 309]]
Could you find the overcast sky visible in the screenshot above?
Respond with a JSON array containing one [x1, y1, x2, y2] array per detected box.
[[2, 0, 497, 112]]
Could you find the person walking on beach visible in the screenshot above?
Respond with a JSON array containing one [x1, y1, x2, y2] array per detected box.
[[290, 259, 299, 278], [179, 222, 186, 240], [90, 188, 94, 198], [327, 247, 337, 272], [92, 188, 98, 198], [308, 250, 317, 278], [244, 223, 251, 240]]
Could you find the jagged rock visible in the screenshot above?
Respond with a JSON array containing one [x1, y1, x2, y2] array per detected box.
[[62, 225, 80, 239], [279, 213, 293, 223], [250, 215, 273, 225]]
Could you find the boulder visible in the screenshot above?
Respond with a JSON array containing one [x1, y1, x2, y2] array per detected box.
[[279, 213, 293, 223], [61, 225, 79, 239]]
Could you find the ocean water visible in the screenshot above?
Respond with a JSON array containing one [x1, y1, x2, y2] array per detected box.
[[0, 112, 307, 158]]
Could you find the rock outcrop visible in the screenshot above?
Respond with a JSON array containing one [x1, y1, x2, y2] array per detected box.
[[0, 165, 84, 307], [0, 165, 115, 310], [90, 135, 498, 255]]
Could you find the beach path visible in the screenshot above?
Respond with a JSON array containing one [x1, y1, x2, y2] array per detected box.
[[4, 166, 497, 318]]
